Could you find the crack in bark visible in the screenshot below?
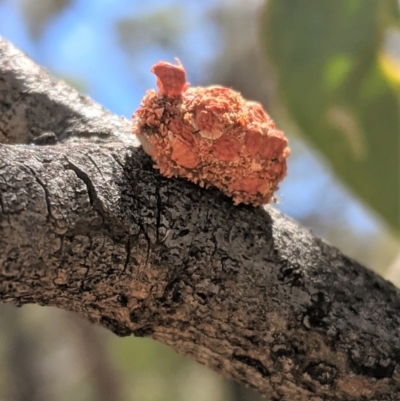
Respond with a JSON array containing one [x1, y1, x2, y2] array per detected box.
[[233, 354, 271, 377], [87, 154, 105, 180], [65, 159, 107, 223], [211, 231, 218, 257], [109, 152, 125, 169], [155, 185, 162, 242], [66, 160, 96, 205], [24, 165, 51, 220], [122, 236, 131, 276], [137, 222, 152, 266], [0, 190, 4, 215]]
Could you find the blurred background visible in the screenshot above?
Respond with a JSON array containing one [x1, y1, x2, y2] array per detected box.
[[0, 0, 399, 400]]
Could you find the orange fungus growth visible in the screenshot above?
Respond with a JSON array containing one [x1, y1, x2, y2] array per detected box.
[[212, 136, 241, 162], [132, 60, 290, 206], [151, 59, 188, 97], [170, 137, 200, 169]]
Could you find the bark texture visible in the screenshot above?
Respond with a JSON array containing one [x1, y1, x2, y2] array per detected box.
[[1, 37, 400, 401]]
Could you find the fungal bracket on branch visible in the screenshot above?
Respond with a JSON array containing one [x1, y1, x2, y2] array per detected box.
[[133, 59, 290, 206]]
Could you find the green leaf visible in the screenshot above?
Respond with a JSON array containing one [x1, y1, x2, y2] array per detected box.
[[261, 0, 400, 234]]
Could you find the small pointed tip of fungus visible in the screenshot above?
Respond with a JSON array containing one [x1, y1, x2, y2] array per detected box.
[[133, 60, 290, 206], [151, 59, 189, 97]]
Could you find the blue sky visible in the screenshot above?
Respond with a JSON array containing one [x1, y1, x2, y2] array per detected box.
[[0, 0, 386, 248]]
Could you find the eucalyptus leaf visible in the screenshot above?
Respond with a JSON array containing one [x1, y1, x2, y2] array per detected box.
[[261, 0, 400, 234]]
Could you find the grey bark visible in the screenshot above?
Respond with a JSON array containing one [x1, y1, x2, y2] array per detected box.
[[1, 37, 400, 401]]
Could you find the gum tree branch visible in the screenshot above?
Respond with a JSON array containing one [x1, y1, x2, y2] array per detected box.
[[1, 37, 400, 401]]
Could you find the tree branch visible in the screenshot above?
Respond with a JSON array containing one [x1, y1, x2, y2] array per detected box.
[[1, 37, 399, 401]]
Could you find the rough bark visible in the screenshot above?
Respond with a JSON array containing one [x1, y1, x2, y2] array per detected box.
[[1, 37, 400, 401]]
